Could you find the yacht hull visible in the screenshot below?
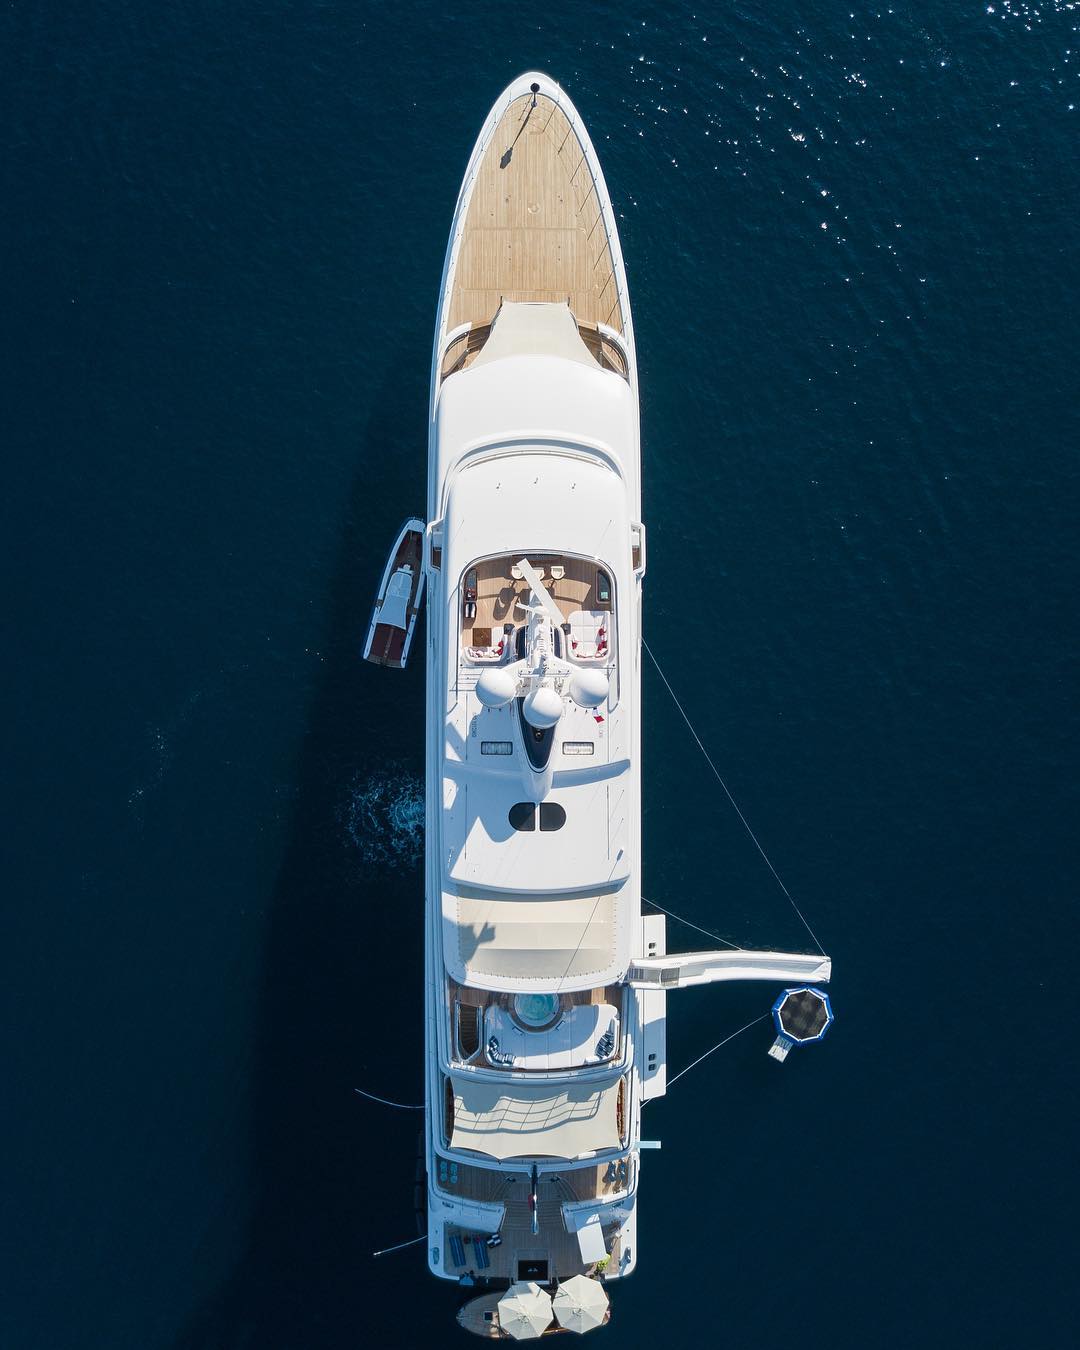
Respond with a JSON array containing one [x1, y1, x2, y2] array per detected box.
[[422, 72, 647, 1302]]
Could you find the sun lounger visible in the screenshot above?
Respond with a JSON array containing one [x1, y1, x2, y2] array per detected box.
[[567, 609, 610, 661]]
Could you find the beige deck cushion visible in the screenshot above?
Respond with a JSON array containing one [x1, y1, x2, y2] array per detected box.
[[472, 301, 599, 369]]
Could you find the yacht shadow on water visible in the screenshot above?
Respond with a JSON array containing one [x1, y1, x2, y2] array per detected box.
[[173, 361, 456, 1349]]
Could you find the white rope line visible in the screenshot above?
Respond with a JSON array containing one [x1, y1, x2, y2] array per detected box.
[[353, 1087, 424, 1110], [641, 894, 743, 950], [642, 639, 826, 957], [661, 1013, 770, 1093], [372, 1233, 428, 1258]]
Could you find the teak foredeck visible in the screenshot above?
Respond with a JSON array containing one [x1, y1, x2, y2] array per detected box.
[[446, 94, 626, 335]]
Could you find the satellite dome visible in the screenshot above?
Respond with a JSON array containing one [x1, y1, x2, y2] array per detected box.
[[523, 684, 563, 728], [569, 668, 609, 709], [476, 667, 517, 708]]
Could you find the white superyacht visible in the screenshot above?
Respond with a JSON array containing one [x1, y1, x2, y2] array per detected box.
[[403, 73, 831, 1335]]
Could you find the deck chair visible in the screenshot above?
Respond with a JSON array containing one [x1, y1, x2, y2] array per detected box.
[[568, 609, 609, 661]]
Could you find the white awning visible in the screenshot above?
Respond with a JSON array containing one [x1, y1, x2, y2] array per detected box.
[[450, 1076, 622, 1161], [446, 888, 622, 988]]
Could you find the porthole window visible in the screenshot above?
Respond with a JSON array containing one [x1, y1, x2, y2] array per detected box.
[[539, 803, 566, 832], [508, 802, 536, 831]]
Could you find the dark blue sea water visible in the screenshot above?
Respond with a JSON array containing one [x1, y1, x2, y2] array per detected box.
[[4, 3, 1078, 1346]]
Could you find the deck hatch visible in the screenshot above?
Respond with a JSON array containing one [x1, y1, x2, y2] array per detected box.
[[539, 803, 566, 832], [509, 802, 537, 831]]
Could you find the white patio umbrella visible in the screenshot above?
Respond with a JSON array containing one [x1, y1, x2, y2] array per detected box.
[[497, 1281, 554, 1340], [552, 1274, 610, 1334]]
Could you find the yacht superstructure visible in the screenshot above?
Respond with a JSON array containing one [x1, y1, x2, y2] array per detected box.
[[406, 73, 831, 1328]]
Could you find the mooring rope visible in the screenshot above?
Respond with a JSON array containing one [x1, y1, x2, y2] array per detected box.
[[641, 894, 743, 950], [372, 1233, 428, 1258], [658, 1013, 771, 1095], [642, 638, 826, 957], [353, 1087, 424, 1110]]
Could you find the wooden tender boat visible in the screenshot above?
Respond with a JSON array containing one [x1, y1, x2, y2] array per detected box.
[[363, 517, 424, 668]]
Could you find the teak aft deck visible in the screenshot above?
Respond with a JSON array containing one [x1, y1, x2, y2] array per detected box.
[[443, 1177, 625, 1288]]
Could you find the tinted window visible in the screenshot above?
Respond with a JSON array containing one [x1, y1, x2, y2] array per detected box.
[[508, 802, 536, 831], [539, 803, 566, 832]]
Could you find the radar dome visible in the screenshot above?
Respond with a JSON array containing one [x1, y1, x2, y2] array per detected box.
[[476, 667, 517, 708], [570, 668, 609, 708], [523, 684, 563, 729]]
